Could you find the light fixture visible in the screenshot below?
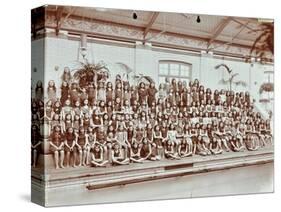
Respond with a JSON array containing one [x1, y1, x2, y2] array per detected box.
[[79, 34, 88, 59], [133, 12, 137, 20], [196, 15, 201, 23]]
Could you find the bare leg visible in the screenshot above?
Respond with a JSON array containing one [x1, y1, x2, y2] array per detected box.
[[78, 149, 82, 166], [107, 145, 112, 163], [130, 157, 144, 163], [73, 151, 77, 167], [103, 146, 108, 161], [66, 151, 70, 167], [221, 139, 230, 152], [54, 150, 59, 169], [60, 150, 65, 168], [86, 147, 90, 165], [91, 160, 108, 167], [82, 149, 87, 166]]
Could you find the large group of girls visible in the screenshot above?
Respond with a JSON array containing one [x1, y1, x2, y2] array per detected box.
[[31, 67, 272, 169]]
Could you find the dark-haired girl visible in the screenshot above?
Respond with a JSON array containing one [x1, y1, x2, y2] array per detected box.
[[164, 139, 180, 159], [169, 78, 175, 94], [53, 100, 62, 117], [45, 100, 53, 121], [116, 124, 130, 157], [138, 82, 147, 105], [111, 143, 129, 165], [139, 111, 147, 129], [60, 81, 69, 105], [178, 138, 192, 158], [265, 120, 272, 145], [106, 101, 114, 119], [153, 125, 163, 158], [64, 127, 76, 167], [123, 84, 131, 105], [70, 83, 79, 106], [91, 109, 103, 130], [61, 67, 72, 84], [47, 80, 57, 103], [150, 101, 157, 115], [181, 87, 188, 106], [183, 124, 193, 154], [230, 123, 245, 152], [207, 124, 222, 155], [114, 97, 122, 113], [245, 119, 258, 151], [97, 81, 106, 103], [259, 120, 268, 146], [199, 90, 205, 103], [123, 100, 133, 115], [130, 141, 143, 163], [87, 83, 96, 108], [73, 114, 82, 132], [106, 81, 114, 103], [81, 99, 90, 117], [193, 123, 209, 156], [91, 144, 109, 167], [115, 82, 123, 103], [75, 127, 90, 166], [63, 113, 73, 133], [50, 125, 64, 169], [95, 126, 107, 159], [133, 125, 145, 145], [216, 121, 231, 152], [72, 100, 83, 119], [49, 114, 62, 134], [82, 113, 91, 130], [167, 124, 178, 147], [147, 124, 159, 160], [158, 83, 166, 100], [130, 86, 138, 106], [80, 88, 88, 106], [97, 100, 107, 115], [61, 99, 72, 120]]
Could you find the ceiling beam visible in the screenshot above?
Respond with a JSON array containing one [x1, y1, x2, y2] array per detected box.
[[230, 18, 258, 32], [207, 17, 232, 48], [143, 12, 159, 39], [55, 6, 64, 36]]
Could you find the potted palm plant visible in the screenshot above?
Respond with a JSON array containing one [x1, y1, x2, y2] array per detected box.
[[214, 64, 247, 91], [73, 61, 109, 87]]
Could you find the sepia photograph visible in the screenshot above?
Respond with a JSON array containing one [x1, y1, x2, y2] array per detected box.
[[31, 4, 274, 207]]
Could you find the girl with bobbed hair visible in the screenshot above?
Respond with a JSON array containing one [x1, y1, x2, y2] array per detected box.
[[75, 127, 90, 166], [64, 127, 76, 167], [49, 125, 65, 169]]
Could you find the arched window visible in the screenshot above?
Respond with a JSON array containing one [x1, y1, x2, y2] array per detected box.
[[158, 60, 192, 85]]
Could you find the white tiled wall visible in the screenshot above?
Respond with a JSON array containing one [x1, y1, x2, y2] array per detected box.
[[31, 37, 273, 106]]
